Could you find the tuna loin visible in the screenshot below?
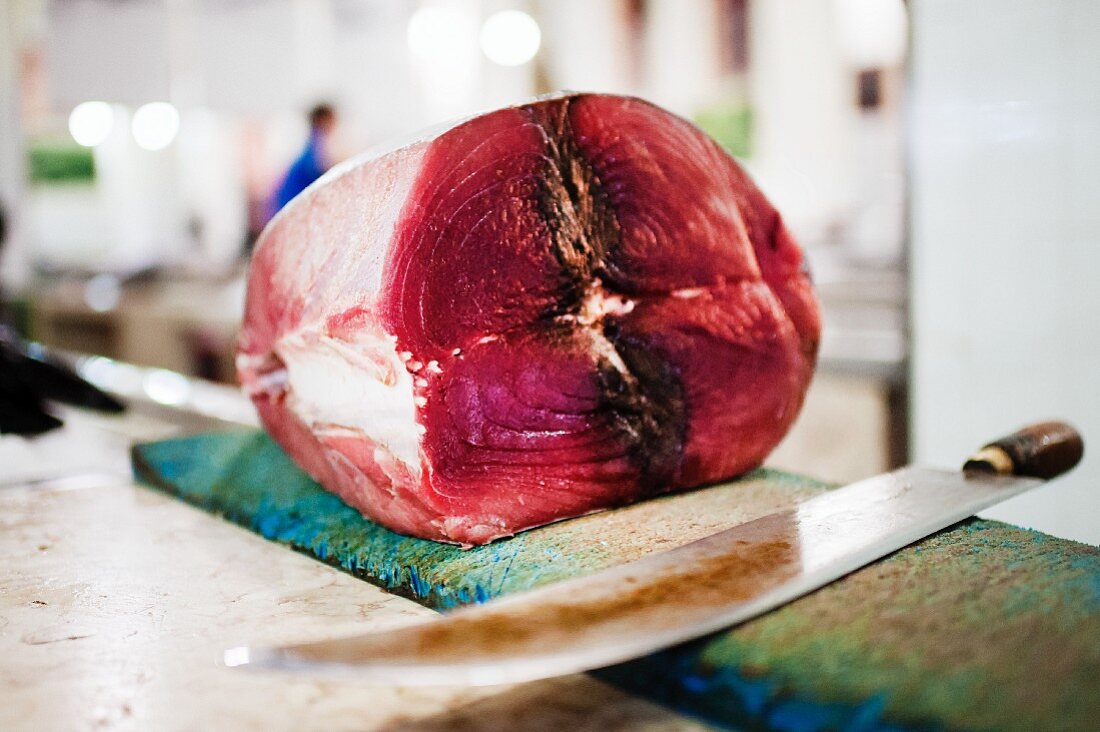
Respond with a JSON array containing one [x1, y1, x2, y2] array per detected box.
[[238, 94, 820, 546]]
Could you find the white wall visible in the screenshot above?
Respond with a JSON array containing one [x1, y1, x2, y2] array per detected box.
[[642, 0, 722, 116], [539, 0, 633, 94], [748, 0, 855, 245], [45, 0, 171, 108], [910, 0, 1100, 544]]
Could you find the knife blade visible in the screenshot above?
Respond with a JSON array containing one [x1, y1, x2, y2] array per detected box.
[[225, 420, 1083, 685]]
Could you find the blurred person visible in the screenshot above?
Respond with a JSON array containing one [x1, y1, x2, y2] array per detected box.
[[272, 103, 337, 213]]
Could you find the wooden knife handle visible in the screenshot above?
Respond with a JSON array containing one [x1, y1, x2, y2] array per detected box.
[[963, 421, 1084, 479]]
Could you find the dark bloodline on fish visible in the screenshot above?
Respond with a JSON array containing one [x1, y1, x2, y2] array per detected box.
[[526, 98, 688, 495]]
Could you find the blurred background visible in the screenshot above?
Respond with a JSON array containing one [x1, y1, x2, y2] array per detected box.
[[1, 0, 1097, 543]]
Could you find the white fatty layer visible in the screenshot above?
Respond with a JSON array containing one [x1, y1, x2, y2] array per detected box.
[[278, 331, 423, 478]]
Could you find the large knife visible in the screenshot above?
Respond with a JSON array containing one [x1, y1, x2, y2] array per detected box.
[[225, 421, 1083, 685]]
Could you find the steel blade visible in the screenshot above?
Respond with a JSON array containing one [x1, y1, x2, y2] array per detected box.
[[226, 467, 1042, 685]]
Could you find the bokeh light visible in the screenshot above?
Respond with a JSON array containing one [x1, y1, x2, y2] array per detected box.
[[480, 10, 541, 67], [68, 101, 114, 147], [132, 102, 180, 151], [407, 5, 474, 63]]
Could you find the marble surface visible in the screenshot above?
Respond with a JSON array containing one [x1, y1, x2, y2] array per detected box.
[[0, 413, 710, 731]]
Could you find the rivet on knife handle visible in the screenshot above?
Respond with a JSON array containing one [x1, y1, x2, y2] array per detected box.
[[963, 421, 1084, 479]]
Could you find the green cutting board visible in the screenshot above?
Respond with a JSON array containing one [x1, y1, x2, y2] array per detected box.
[[132, 429, 1100, 731]]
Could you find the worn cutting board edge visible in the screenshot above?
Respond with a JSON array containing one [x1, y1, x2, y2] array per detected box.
[[132, 429, 1100, 732], [130, 428, 829, 609]]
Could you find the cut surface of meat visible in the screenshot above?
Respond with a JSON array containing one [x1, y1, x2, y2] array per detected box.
[[238, 93, 820, 546]]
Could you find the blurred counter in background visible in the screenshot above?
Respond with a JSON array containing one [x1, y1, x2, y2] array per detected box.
[[24, 265, 906, 486], [771, 268, 906, 484], [26, 275, 244, 383]]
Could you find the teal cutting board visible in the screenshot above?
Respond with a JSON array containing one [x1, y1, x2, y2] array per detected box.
[[132, 429, 1100, 731]]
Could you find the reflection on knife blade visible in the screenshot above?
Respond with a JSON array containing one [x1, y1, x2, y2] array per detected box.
[[225, 422, 1080, 685], [226, 468, 1039, 685]]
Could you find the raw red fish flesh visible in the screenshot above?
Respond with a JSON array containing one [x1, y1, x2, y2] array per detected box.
[[238, 93, 820, 546]]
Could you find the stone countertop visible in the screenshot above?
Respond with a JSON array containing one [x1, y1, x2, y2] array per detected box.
[[0, 407, 712, 732]]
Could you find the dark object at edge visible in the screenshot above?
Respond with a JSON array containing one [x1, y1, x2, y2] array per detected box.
[[0, 328, 125, 436]]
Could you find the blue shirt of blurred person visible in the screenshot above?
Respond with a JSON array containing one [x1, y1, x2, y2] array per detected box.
[[273, 104, 336, 212]]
